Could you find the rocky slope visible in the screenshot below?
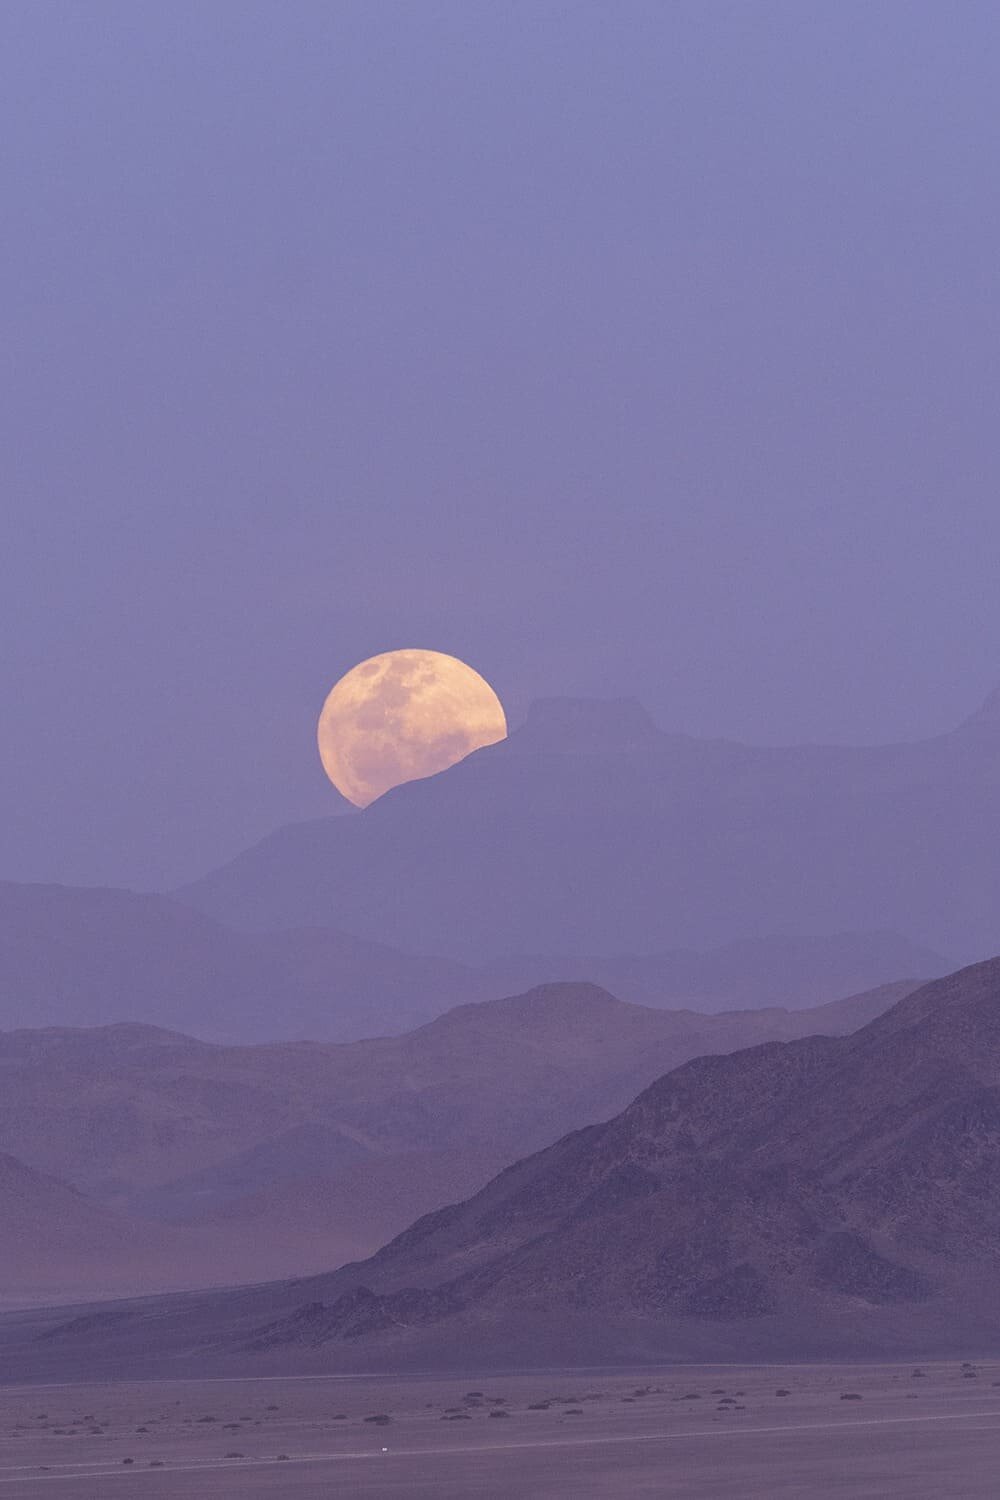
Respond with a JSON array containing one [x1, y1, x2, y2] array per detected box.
[[20, 958, 997, 1370], [0, 980, 912, 1300], [260, 957, 999, 1360]]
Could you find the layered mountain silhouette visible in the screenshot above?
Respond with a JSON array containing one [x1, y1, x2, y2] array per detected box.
[[0, 979, 913, 1301], [0, 880, 473, 1040], [243, 956, 1000, 1362], [0, 880, 941, 1040], [14, 957, 999, 1371], [478, 932, 947, 1015], [178, 687, 1000, 962]]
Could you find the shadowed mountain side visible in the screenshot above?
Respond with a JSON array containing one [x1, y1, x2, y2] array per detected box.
[[178, 688, 1000, 962], [12, 959, 1000, 1371], [0, 979, 915, 1301], [259, 957, 1000, 1358], [0, 880, 943, 1041]]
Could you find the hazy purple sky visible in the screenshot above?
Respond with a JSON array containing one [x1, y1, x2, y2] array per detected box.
[[4, 1, 1000, 890]]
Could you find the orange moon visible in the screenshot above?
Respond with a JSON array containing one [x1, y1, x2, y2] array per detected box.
[[317, 649, 507, 807]]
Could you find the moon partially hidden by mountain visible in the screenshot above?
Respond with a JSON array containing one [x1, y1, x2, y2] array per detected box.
[[317, 649, 508, 807]]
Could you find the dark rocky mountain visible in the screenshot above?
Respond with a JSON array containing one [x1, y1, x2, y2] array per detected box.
[[262, 956, 1000, 1362], [0, 979, 913, 1302], [0, 880, 941, 1041], [177, 687, 1000, 962], [14, 958, 999, 1372]]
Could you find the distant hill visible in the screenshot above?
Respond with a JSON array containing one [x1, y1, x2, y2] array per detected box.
[[0, 880, 474, 1040], [0, 1152, 191, 1308], [479, 932, 947, 1014], [177, 686, 1000, 963], [0, 978, 914, 1302], [15, 958, 1000, 1373], [0, 879, 946, 1041]]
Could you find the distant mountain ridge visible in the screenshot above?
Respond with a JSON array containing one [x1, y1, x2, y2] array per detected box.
[[0, 879, 471, 1041], [479, 932, 946, 1015], [177, 684, 1000, 961], [0, 880, 943, 1040]]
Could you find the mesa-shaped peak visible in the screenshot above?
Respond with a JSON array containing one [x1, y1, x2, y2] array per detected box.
[[961, 680, 1000, 730], [514, 696, 663, 752]]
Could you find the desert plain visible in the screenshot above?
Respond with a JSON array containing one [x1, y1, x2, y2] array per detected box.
[[1, 1361, 999, 1498]]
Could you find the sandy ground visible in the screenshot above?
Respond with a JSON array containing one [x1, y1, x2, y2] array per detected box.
[[1, 1361, 998, 1497]]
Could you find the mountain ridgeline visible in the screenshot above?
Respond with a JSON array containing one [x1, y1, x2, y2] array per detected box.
[[0, 978, 913, 1302], [7, 957, 1000, 1373], [273, 956, 1000, 1362], [0, 880, 943, 1041], [179, 687, 1000, 963]]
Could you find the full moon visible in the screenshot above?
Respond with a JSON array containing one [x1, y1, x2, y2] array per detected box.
[[317, 649, 508, 807]]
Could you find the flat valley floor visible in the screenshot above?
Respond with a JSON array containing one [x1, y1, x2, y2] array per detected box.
[[1, 1362, 998, 1498]]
